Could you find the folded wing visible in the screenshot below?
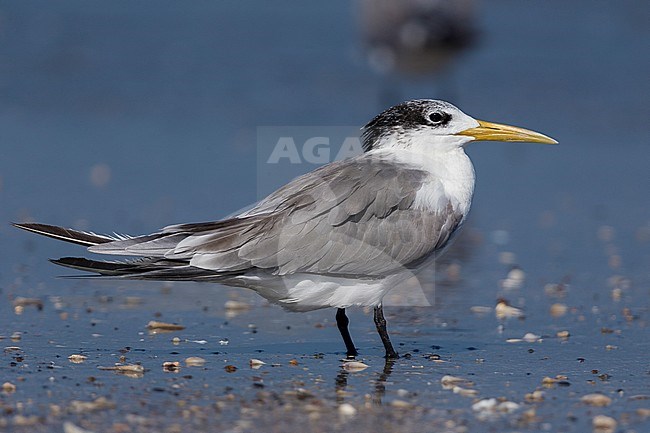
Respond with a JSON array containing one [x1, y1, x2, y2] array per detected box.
[[22, 154, 463, 278]]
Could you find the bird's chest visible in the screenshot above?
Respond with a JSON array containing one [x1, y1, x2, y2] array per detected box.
[[410, 151, 476, 218]]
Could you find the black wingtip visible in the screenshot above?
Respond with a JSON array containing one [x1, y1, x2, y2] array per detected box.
[[13, 222, 114, 247], [49, 256, 146, 276], [50, 257, 94, 268], [48, 258, 108, 279]]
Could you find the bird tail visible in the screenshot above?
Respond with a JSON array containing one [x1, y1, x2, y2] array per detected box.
[[13, 222, 244, 281], [12, 222, 121, 247], [51, 256, 241, 281], [50, 257, 153, 276]]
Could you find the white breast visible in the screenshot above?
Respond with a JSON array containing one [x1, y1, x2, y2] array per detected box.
[[413, 148, 475, 218]]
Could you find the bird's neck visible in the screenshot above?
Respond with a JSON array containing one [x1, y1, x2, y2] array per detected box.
[[370, 136, 476, 217]]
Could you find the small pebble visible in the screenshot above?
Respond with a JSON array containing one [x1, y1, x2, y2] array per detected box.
[[2, 382, 16, 393], [396, 389, 409, 398], [581, 393, 612, 407], [470, 306, 492, 315], [507, 333, 541, 343], [224, 300, 250, 311], [89, 163, 111, 188], [445, 262, 461, 281], [249, 359, 266, 369], [520, 408, 539, 424], [69, 397, 115, 413], [338, 403, 357, 417], [556, 330, 570, 339], [592, 415, 617, 432], [184, 357, 206, 367], [146, 321, 185, 331], [495, 299, 525, 319], [12, 415, 41, 427], [63, 421, 95, 433], [97, 364, 144, 374], [162, 361, 181, 372], [68, 354, 87, 363], [284, 388, 314, 399], [636, 408, 650, 418], [525, 390, 545, 402], [550, 303, 568, 317], [499, 401, 520, 412], [523, 332, 541, 343], [542, 375, 568, 387], [597, 225, 615, 242], [12, 297, 44, 310], [122, 296, 143, 307], [452, 386, 478, 397], [500, 267, 526, 290], [441, 375, 473, 388], [390, 400, 411, 408], [498, 251, 516, 265], [622, 308, 635, 322], [544, 283, 567, 298], [472, 398, 519, 413], [342, 361, 369, 372]]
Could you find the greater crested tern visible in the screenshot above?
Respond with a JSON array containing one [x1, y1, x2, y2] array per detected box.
[[14, 100, 556, 359]]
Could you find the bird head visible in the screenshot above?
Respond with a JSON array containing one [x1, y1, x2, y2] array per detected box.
[[361, 99, 557, 152]]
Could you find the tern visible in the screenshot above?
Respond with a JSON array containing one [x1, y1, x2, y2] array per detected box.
[[14, 100, 556, 359]]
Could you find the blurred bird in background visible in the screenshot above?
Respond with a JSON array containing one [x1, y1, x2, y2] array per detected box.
[[358, 0, 477, 102]]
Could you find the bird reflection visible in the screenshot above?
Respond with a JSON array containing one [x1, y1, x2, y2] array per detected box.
[[335, 358, 396, 405], [335, 368, 350, 404], [371, 358, 396, 405]]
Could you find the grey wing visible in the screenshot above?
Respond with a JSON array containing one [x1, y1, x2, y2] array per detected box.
[[90, 155, 463, 277]]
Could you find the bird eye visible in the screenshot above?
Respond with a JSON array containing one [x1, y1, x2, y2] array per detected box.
[[428, 111, 448, 124]]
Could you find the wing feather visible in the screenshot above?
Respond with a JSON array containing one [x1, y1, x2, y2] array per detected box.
[[82, 153, 464, 277]]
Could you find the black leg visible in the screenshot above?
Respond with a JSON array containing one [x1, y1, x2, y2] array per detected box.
[[336, 308, 358, 358], [374, 305, 398, 359]]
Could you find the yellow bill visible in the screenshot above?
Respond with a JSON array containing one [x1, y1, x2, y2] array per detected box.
[[458, 120, 558, 144]]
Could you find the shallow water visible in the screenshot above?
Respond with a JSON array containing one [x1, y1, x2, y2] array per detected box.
[[1, 1, 649, 432]]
